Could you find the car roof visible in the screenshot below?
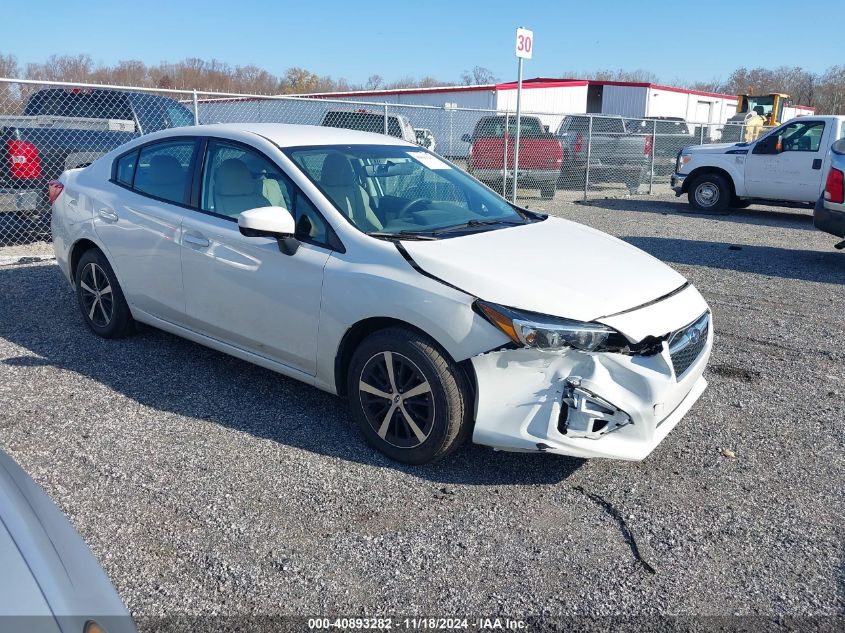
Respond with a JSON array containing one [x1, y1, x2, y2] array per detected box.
[[169, 123, 414, 148]]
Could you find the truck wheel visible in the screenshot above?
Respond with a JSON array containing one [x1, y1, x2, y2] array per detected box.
[[688, 173, 730, 212], [559, 166, 585, 190], [347, 327, 471, 465], [540, 183, 555, 200]]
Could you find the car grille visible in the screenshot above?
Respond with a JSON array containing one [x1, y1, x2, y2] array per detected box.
[[668, 312, 710, 378]]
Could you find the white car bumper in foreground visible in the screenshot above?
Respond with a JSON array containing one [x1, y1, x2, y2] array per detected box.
[[471, 301, 712, 460]]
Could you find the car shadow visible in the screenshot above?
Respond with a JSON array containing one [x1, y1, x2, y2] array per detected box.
[[622, 236, 845, 284], [578, 197, 817, 231], [0, 264, 583, 486]]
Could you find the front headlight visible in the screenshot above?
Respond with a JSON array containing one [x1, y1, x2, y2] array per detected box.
[[677, 153, 693, 170], [476, 300, 623, 352]]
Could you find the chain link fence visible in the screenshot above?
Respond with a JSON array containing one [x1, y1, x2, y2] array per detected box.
[[0, 77, 773, 254]]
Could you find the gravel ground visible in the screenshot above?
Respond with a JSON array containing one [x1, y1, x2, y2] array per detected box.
[[0, 194, 843, 626]]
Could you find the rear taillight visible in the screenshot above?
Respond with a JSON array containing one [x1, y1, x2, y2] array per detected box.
[[824, 167, 844, 204], [644, 135, 653, 156], [574, 133, 583, 153], [7, 140, 42, 179], [47, 179, 64, 205]]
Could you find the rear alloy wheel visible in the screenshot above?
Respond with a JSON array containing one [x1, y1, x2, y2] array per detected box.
[[75, 248, 134, 338], [688, 173, 730, 212], [347, 328, 470, 464]]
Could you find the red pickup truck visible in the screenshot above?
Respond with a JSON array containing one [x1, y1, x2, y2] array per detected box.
[[462, 115, 562, 199]]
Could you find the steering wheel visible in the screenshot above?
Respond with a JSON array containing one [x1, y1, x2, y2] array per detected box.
[[396, 197, 432, 219]]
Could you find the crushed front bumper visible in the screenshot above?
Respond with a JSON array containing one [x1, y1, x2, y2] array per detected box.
[[470, 287, 712, 461], [670, 172, 687, 196]]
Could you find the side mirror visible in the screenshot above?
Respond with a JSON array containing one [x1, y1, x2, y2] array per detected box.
[[754, 134, 783, 155], [238, 206, 298, 255], [461, 133, 472, 143]]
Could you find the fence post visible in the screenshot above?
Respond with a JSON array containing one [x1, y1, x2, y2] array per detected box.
[[192, 89, 199, 126], [502, 112, 510, 197], [448, 105, 453, 158], [700, 124, 705, 145], [583, 115, 592, 201], [383, 103, 388, 136], [648, 119, 656, 195]]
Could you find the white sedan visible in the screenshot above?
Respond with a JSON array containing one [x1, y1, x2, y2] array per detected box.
[[50, 123, 712, 465]]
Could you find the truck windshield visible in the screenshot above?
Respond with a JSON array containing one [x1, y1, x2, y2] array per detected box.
[[742, 95, 775, 118], [285, 144, 529, 237]]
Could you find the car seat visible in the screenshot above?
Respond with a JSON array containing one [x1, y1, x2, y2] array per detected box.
[[213, 158, 271, 217], [319, 153, 383, 232], [136, 154, 186, 202]]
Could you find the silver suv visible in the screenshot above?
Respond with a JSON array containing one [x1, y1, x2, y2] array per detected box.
[[814, 138, 845, 249], [320, 109, 417, 144]]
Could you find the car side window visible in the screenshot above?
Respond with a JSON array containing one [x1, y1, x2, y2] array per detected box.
[[780, 121, 825, 152], [202, 141, 293, 218], [201, 140, 334, 249], [114, 150, 138, 186], [133, 140, 196, 204]]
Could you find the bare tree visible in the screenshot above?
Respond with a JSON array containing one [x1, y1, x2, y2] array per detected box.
[[461, 66, 497, 85], [366, 74, 383, 90]]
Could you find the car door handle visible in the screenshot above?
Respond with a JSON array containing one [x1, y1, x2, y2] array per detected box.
[[812, 158, 822, 170], [183, 233, 210, 248], [98, 208, 118, 222]]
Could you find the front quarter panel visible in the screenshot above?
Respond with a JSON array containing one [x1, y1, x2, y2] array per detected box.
[[684, 152, 748, 196], [315, 241, 508, 393]]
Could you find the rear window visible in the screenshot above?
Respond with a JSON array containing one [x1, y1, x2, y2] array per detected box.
[[322, 111, 403, 138], [629, 119, 691, 135], [132, 139, 197, 204], [114, 150, 138, 186], [473, 116, 545, 138], [558, 116, 625, 135], [24, 89, 132, 120]]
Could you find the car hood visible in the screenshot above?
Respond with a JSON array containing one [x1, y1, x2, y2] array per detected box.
[[0, 452, 135, 630], [401, 216, 687, 322], [684, 142, 746, 154]]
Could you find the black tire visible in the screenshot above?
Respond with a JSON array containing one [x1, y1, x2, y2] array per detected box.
[[559, 165, 586, 190], [75, 248, 134, 338], [347, 327, 471, 465], [688, 173, 731, 212], [540, 183, 555, 200]]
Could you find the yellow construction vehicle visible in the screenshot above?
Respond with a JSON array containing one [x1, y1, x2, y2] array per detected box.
[[720, 92, 790, 143], [733, 93, 789, 127]]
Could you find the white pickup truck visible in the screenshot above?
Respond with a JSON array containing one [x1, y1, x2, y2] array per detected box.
[[671, 115, 845, 212]]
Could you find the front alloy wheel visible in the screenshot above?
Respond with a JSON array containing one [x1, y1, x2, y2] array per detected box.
[[358, 351, 434, 449], [347, 328, 471, 464]]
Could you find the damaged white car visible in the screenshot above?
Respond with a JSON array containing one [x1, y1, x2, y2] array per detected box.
[[50, 123, 712, 465]]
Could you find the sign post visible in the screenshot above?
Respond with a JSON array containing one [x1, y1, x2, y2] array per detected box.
[[513, 27, 532, 203]]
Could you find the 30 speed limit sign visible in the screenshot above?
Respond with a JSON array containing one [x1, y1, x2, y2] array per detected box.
[[515, 27, 533, 59]]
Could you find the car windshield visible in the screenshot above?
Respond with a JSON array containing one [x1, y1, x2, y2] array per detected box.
[[285, 144, 531, 237]]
